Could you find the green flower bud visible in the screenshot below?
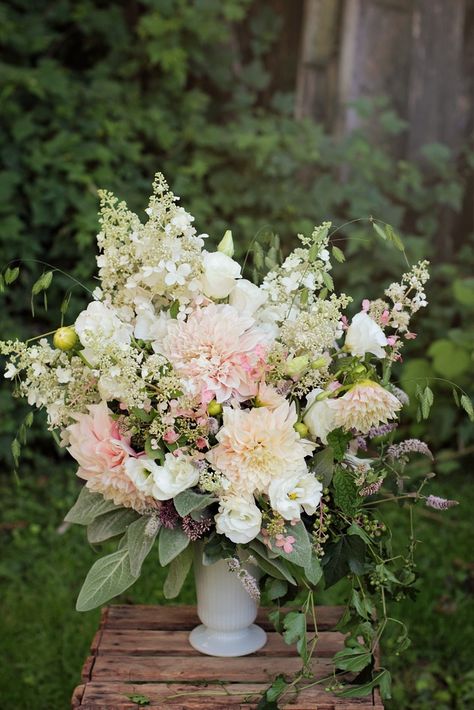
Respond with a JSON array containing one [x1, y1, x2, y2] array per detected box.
[[285, 355, 309, 378], [217, 230, 234, 257], [310, 357, 327, 370], [294, 422, 309, 438], [53, 326, 78, 352], [207, 400, 223, 416]]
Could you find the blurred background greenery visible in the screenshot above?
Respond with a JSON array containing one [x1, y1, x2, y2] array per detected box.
[[0, 1, 473, 708]]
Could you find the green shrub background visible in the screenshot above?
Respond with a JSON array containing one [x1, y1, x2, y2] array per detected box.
[[0, 2, 473, 708]]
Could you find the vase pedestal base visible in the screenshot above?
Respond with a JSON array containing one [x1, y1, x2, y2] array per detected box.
[[189, 623, 267, 657]]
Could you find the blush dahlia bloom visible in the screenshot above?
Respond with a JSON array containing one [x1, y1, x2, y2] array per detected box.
[[207, 401, 315, 495], [162, 303, 268, 403], [66, 401, 152, 512], [331, 380, 401, 434]]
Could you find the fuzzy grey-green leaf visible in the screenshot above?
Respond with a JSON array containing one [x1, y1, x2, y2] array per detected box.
[[76, 547, 137, 611]]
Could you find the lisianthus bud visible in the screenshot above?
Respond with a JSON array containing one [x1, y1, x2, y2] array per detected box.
[[217, 230, 234, 257], [285, 355, 309, 378], [207, 400, 223, 416], [294, 422, 309, 438], [310, 357, 327, 370], [53, 326, 78, 351]]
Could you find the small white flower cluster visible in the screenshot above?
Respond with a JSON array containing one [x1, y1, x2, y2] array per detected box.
[[96, 174, 207, 314], [384, 260, 430, 332], [280, 293, 351, 358], [260, 222, 333, 326]]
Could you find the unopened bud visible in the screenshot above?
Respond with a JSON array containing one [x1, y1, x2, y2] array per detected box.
[[207, 400, 223, 416], [217, 230, 234, 257], [285, 355, 309, 378], [53, 326, 78, 351], [310, 357, 327, 370], [294, 422, 309, 438]]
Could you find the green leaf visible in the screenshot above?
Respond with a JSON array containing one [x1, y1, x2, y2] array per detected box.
[[64, 487, 120, 525], [283, 611, 306, 645], [76, 547, 137, 611], [351, 589, 373, 619], [326, 429, 352, 461], [265, 674, 288, 702], [385, 225, 405, 251], [31, 270, 53, 295], [87, 509, 139, 544], [127, 516, 160, 577], [304, 553, 323, 586], [337, 669, 391, 699], [347, 523, 372, 545], [163, 545, 193, 599], [127, 694, 151, 706], [331, 245, 345, 263], [310, 447, 334, 487], [249, 541, 297, 584], [169, 300, 179, 318], [372, 222, 387, 240], [333, 644, 372, 672], [173, 489, 217, 517], [267, 578, 288, 600], [322, 535, 366, 588], [144, 438, 164, 462], [420, 385, 434, 419], [158, 526, 190, 567], [269, 521, 312, 569], [333, 467, 359, 516], [460, 394, 474, 421], [4, 266, 20, 284], [321, 271, 334, 291]]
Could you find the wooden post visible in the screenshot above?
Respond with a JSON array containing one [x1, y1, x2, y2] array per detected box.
[[408, 0, 467, 159], [294, 0, 341, 123]]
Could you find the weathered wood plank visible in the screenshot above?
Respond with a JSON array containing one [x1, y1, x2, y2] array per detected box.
[[90, 654, 336, 683], [80, 681, 380, 709], [105, 604, 344, 631], [96, 629, 346, 657]]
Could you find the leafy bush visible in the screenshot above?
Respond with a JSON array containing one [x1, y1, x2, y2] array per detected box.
[[0, 0, 472, 465]]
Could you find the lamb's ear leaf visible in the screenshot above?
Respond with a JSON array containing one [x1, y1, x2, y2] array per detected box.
[[65, 486, 120, 525], [87, 509, 139, 544], [127, 516, 160, 577], [76, 547, 136, 612], [163, 545, 193, 599], [158, 526, 190, 567], [173, 489, 217, 517]]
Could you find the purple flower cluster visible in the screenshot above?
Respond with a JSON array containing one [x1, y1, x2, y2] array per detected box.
[[387, 439, 433, 461], [425, 495, 458, 510], [359, 478, 384, 497], [227, 557, 261, 601], [182, 514, 213, 541], [158, 499, 179, 529]]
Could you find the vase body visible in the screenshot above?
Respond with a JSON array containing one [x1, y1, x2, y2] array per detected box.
[[189, 550, 267, 657]]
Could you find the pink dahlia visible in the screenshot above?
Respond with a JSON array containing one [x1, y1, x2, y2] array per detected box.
[[66, 401, 154, 512], [162, 303, 269, 403], [331, 380, 401, 435]]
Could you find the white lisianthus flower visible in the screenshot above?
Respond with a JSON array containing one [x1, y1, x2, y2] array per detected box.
[[125, 454, 199, 501], [75, 301, 133, 362], [303, 388, 337, 444], [345, 311, 388, 359], [200, 251, 241, 299], [215, 494, 262, 544], [229, 279, 268, 316], [269, 472, 323, 520], [134, 307, 170, 353]]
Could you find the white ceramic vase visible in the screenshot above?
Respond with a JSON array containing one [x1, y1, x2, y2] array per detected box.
[[189, 550, 267, 657]]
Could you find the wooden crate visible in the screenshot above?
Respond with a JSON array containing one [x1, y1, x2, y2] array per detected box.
[[72, 605, 384, 709]]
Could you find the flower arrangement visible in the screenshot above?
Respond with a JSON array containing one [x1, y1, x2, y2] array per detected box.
[[1, 174, 469, 704]]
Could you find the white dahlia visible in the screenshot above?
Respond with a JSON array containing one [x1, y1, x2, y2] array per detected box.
[[331, 380, 401, 434]]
